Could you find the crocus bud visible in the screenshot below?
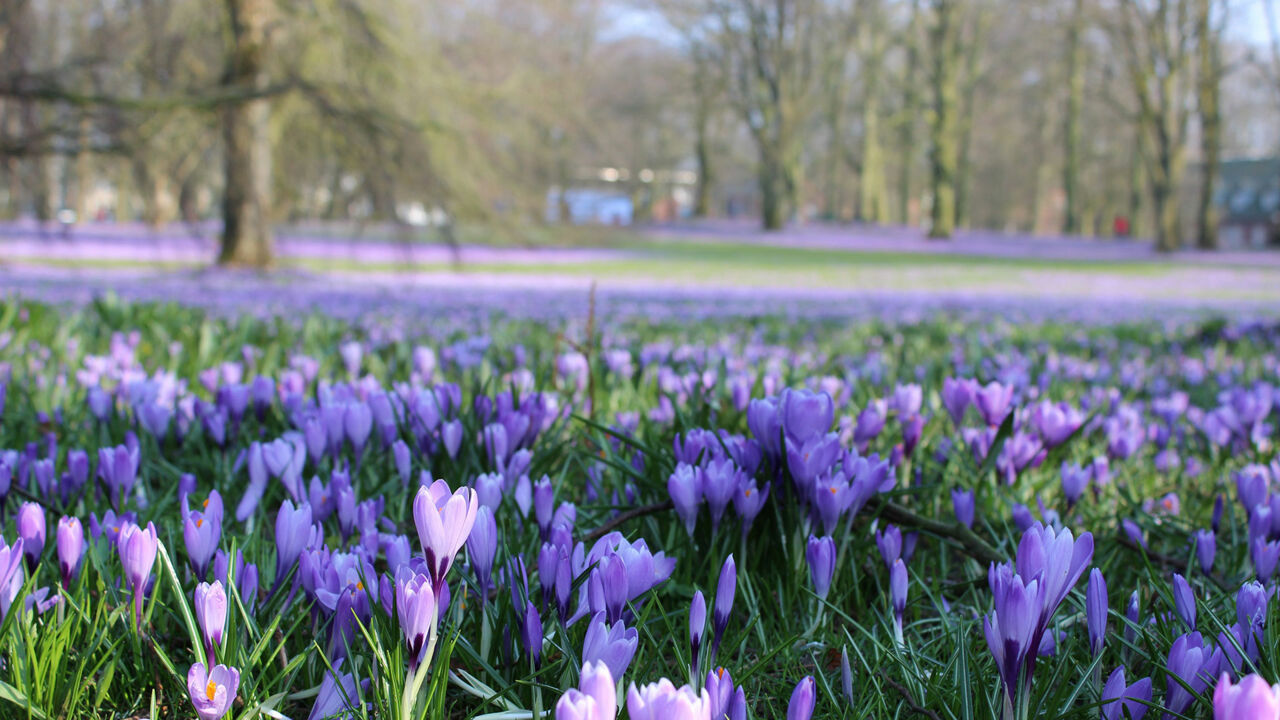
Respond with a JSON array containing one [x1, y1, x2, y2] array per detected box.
[[117, 521, 158, 629], [1171, 574, 1195, 631], [468, 506, 498, 602], [1194, 529, 1216, 574], [442, 419, 463, 459], [668, 464, 703, 537], [689, 590, 706, 677], [806, 535, 836, 601], [1124, 590, 1140, 645], [711, 554, 736, 657], [521, 601, 543, 669], [788, 676, 816, 720], [840, 646, 854, 703], [890, 559, 908, 644], [534, 475, 555, 537], [393, 440, 412, 487], [17, 502, 46, 571], [1087, 568, 1107, 656], [951, 488, 975, 528], [194, 581, 228, 663], [55, 516, 85, 588]]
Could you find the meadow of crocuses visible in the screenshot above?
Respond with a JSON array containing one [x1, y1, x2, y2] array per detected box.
[[1, 292, 1280, 719]]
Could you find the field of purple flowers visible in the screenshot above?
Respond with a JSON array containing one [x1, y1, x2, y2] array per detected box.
[[1, 291, 1279, 719]]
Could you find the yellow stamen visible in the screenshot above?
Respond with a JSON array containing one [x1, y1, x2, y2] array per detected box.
[[202, 498, 210, 509], [356, 581, 364, 591], [196, 518, 203, 528], [206, 681, 217, 701]]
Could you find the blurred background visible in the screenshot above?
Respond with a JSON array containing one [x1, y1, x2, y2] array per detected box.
[[2, 0, 1280, 303]]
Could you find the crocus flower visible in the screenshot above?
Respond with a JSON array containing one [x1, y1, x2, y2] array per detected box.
[[184, 505, 221, 582], [395, 570, 437, 669], [412, 479, 478, 591], [1087, 568, 1106, 657], [442, 419, 463, 459], [1195, 529, 1216, 574], [274, 500, 315, 581], [1254, 538, 1280, 583], [841, 646, 854, 702], [467, 506, 497, 603], [806, 535, 836, 601], [782, 389, 835, 445], [890, 559, 908, 644], [875, 526, 902, 569], [534, 475, 555, 536], [711, 554, 736, 657], [733, 478, 770, 537], [1060, 463, 1089, 508], [307, 658, 363, 720], [194, 581, 228, 663], [1165, 632, 1216, 716], [626, 678, 711, 720], [668, 464, 703, 537], [556, 660, 617, 720], [952, 488, 975, 528], [702, 459, 741, 532], [0, 536, 24, 623], [55, 516, 84, 588], [98, 444, 139, 510], [118, 521, 158, 629], [975, 382, 1014, 427], [788, 676, 815, 720], [17, 502, 45, 570], [1214, 673, 1280, 719], [582, 612, 638, 681], [1100, 666, 1151, 720], [690, 590, 706, 676], [1172, 574, 1196, 631], [942, 377, 975, 425], [186, 662, 240, 720], [522, 601, 543, 669]]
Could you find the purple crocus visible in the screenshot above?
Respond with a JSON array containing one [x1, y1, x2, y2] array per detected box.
[[626, 679, 711, 720], [412, 479, 478, 591], [117, 521, 158, 630], [184, 505, 222, 582], [583, 612, 639, 681], [1086, 568, 1106, 657], [733, 478, 770, 537], [521, 601, 544, 669], [788, 676, 815, 720], [806, 535, 836, 601], [1060, 463, 1090, 508], [974, 382, 1014, 427], [194, 581, 228, 663], [1165, 632, 1216, 716], [1172, 574, 1196, 631], [1214, 673, 1280, 719], [890, 559, 908, 644], [187, 662, 240, 720], [689, 590, 706, 676], [781, 389, 835, 445], [952, 489, 975, 528], [668, 464, 704, 537], [942, 377, 976, 425], [711, 554, 736, 658], [702, 459, 741, 532], [556, 660, 617, 720], [467, 506, 497, 604], [274, 500, 315, 581], [98, 444, 139, 510], [1193, 529, 1215, 575], [875, 526, 902, 569], [55, 516, 84, 588], [395, 570, 437, 669], [16, 502, 45, 571], [1100, 667, 1151, 720]]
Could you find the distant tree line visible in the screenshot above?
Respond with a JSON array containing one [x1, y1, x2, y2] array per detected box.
[[1, 0, 1277, 265]]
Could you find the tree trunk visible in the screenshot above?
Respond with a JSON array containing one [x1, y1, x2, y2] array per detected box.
[[219, 0, 274, 268], [927, 0, 959, 239], [693, 109, 712, 218], [898, 0, 923, 226], [859, 3, 887, 224], [1127, 135, 1145, 239], [1062, 0, 1086, 235], [1194, 0, 1220, 250], [760, 158, 784, 231]]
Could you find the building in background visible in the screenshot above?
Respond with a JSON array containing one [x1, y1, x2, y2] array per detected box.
[[1217, 159, 1280, 248]]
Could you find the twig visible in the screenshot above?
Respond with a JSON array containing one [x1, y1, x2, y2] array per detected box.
[[871, 497, 1006, 566], [1117, 533, 1228, 592], [583, 501, 674, 544], [877, 671, 943, 720]]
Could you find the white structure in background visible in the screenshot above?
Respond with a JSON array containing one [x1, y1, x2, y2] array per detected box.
[[545, 188, 634, 225]]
